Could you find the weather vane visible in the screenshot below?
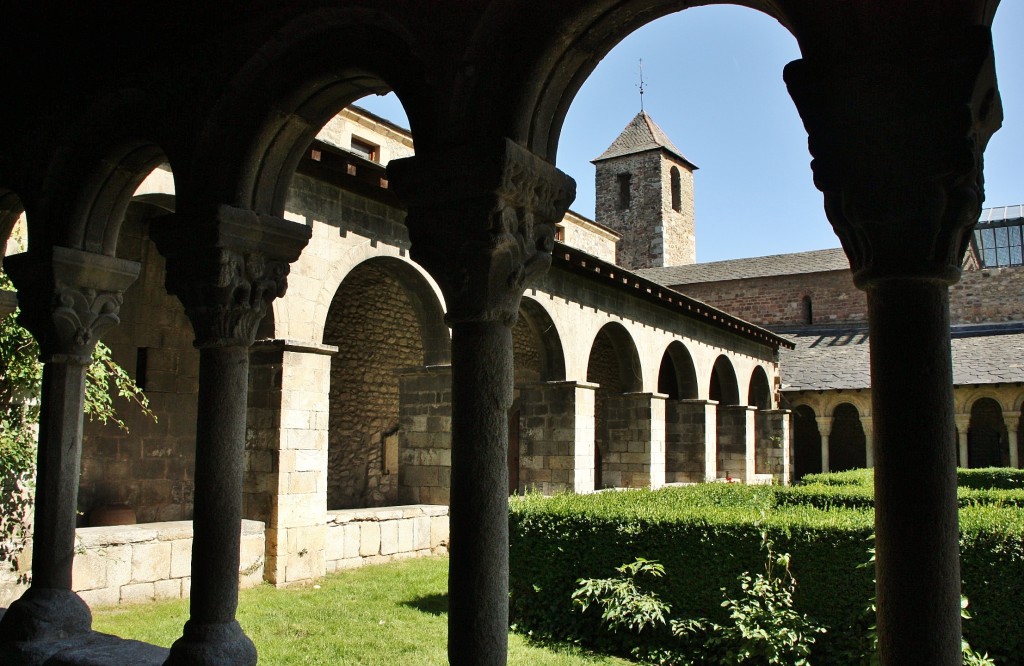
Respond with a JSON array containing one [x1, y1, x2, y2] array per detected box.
[[637, 58, 646, 111]]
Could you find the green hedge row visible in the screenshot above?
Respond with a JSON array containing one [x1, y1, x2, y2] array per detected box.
[[508, 485, 1024, 665]]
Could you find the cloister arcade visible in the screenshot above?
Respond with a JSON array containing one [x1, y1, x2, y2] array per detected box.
[[0, 2, 1007, 664]]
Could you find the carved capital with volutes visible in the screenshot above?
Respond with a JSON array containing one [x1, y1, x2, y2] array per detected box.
[[150, 205, 311, 349], [784, 27, 1003, 288], [388, 139, 575, 325], [4, 247, 140, 364]]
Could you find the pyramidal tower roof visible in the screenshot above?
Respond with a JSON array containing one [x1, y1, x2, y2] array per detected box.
[[592, 111, 697, 169]]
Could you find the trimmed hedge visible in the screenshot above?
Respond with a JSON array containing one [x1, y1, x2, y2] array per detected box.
[[509, 483, 1024, 665]]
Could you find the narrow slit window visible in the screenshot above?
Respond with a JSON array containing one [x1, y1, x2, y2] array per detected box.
[[617, 173, 631, 210]]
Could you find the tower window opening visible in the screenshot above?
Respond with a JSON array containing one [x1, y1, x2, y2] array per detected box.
[[670, 167, 682, 212], [801, 295, 813, 326], [616, 173, 631, 210]]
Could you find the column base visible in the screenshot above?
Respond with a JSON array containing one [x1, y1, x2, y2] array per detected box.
[[164, 619, 256, 666], [0, 587, 92, 643]]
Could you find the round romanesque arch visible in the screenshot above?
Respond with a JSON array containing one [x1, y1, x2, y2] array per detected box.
[[747, 366, 772, 410], [322, 256, 447, 509], [709, 355, 740, 406], [658, 340, 698, 400], [587, 322, 642, 489], [968, 397, 1008, 468], [792, 404, 822, 482], [829, 402, 867, 472], [513, 297, 566, 384], [0, 190, 25, 268]]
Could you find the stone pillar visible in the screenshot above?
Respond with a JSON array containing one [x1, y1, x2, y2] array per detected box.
[[785, 24, 1000, 662], [0, 247, 139, 647], [1004, 412, 1020, 469], [758, 409, 791, 484], [517, 381, 597, 494], [390, 139, 574, 666], [666, 399, 716, 484], [151, 206, 310, 666], [717, 405, 755, 482], [861, 416, 875, 468], [397, 365, 453, 505], [246, 339, 336, 586], [0, 289, 16, 318], [816, 416, 833, 474], [603, 392, 666, 489], [955, 415, 971, 468]]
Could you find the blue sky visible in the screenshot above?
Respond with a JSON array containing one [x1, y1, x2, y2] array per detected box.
[[359, 4, 1023, 263]]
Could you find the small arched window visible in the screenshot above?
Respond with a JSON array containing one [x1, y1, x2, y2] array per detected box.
[[801, 295, 813, 326], [670, 167, 682, 212]]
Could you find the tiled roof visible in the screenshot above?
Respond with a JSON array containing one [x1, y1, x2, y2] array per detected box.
[[779, 324, 1024, 391], [638, 248, 850, 286], [593, 112, 696, 168]]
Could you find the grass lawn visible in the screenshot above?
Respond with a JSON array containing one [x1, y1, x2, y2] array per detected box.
[[92, 555, 632, 665]]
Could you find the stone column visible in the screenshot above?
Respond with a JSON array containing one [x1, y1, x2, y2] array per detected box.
[[955, 415, 971, 468], [0, 247, 139, 645], [785, 25, 1000, 663], [717, 405, 755, 482], [0, 289, 16, 318], [1004, 412, 1020, 469], [815, 416, 833, 474], [246, 339, 336, 586], [390, 139, 574, 666], [604, 392, 666, 489], [861, 416, 875, 468], [151, 206, 310, 666], [517, 381, 597, 494]]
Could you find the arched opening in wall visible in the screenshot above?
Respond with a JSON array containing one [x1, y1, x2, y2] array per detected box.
[[968, 398, 1008, 468], [510, 298, 566, 493], [0, 190, 27, 266], [659, 341, 702, 483], [747, 367, 771, 409], [71, 154, 199, 527], [829, 403, 867, 472], [748, 366, 781, 477], [709, 355, 745, 481], [670, 167, 682, 213], [322, 258, 446, 509], [801, 296, 813, 326], [587, 323, 642, 489], [792, 405, 822, 481]]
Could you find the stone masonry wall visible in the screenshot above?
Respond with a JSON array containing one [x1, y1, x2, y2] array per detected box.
[[603, 393, 665, 489], [0, 520, 265, 608], [671, 264, 1024, 330], [512, 314, 543, 385], [81, 208, 199, 524], [517, 382, 597, 494], [324, 505, 448, 573], [717, 405, 752, 481], [587, 331, 623, 489], [665, 400, 713, 483], [323, 264, 425, 509], [398, 366, 452, 505]]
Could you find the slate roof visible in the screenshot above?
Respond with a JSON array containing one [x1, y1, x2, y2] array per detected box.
[[638, 248, 850, 286], [779, 324, 1024, 391], [593, 112, 697, 169]]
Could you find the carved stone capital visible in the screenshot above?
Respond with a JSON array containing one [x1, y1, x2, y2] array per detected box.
[[150, 205, 311, 348], [388, 139, 575, 325], [784, 27, 1002, 288], [4, 247, 140, 363]]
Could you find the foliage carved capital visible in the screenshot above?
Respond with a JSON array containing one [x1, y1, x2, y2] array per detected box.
[[150, 205, 311, 349], [4, 247, 140, 363], [388, 139, 575, 325], [784, 27, 1002, 288]]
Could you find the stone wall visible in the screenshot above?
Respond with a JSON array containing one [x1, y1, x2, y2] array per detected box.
[[81, 207, 199, 524], [670, 264, 1024, 330], [0, 520, 265, 608], [323, 263, 426, 509], [517, 382, 597, 494], [397, 366, 452, 505], [755, 409, 790, 483], [717, 405, 754, 481], [665, 400, 715, 483], [603, 393, 665, 488], [324, 505, 448, 572]]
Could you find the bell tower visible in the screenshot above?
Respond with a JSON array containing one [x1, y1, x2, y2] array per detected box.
[[593, 112, 697, 269]]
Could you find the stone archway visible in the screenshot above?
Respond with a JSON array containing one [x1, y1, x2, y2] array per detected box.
[[968, 397, 1008, 468], [792, 404, 822, 482], [322, 258, 445, 509], [829, 402, 867, 472], [586, 323, 642, 489], [659, 341, 705, 483]]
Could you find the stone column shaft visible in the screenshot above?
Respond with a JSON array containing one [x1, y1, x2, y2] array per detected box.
[[955, 416, 971, 468], [1003, 412, 1020, 469], [870, 281, 960, 664], [861, 417, 875, 468], [816, 416, 833, 474]]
